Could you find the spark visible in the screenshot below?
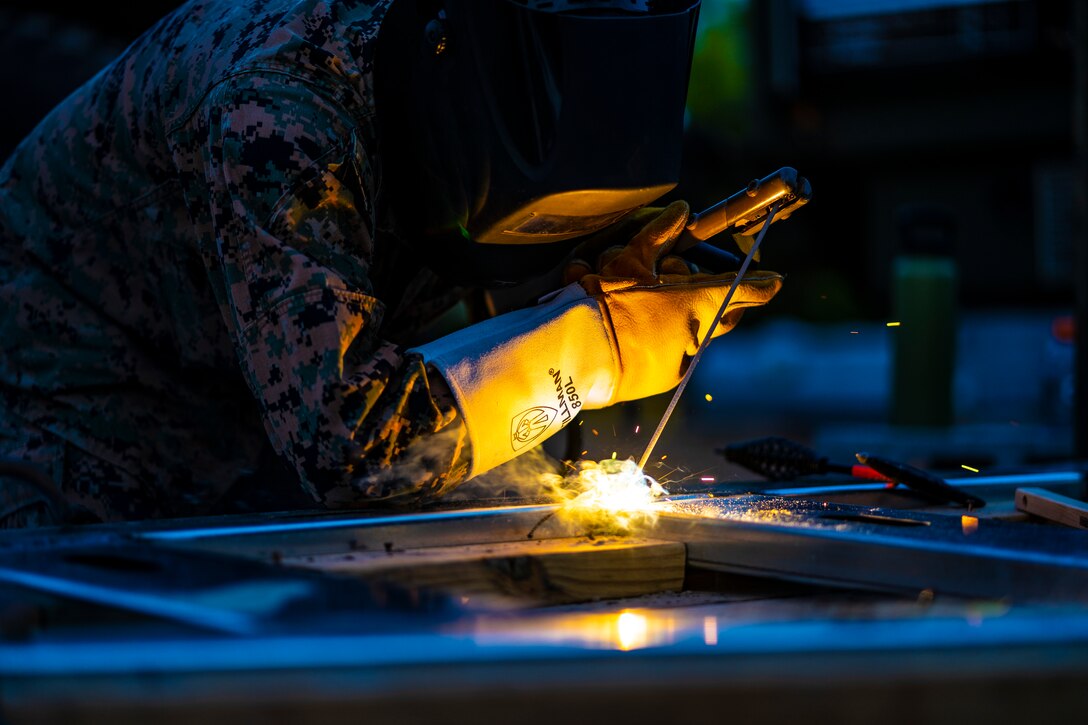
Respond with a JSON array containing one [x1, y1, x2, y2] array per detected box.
[[580, 450, 588, 456], [655, 466, 682, 485], [673, 466, 717, 485], [592, 429, 599, 436], [635, 425, 640, 434], [540, 458, 668, 535], [700, 476, 715, 482], [704, 393, 713, 402], [611, 451, 617, 460], [850, 330, 859, 335], [961, 515, 979, 535], [660, 454, 668, 461], [961, 464, 980, 473], [579, 420, 584, 426], [886, 321, 901, 327]]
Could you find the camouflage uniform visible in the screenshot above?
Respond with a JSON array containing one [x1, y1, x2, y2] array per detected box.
[[0, 0, 475, 524]]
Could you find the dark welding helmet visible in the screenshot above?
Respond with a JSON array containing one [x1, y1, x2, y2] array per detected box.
[[375, 0, 701, 285]]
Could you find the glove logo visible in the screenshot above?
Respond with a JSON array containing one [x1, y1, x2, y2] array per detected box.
[[510, 406, 556, 451]]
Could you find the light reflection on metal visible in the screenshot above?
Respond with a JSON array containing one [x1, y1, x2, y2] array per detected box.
[[473, 609, 675, 652], [703, 615, 719, 646], [11, 604, 1088, 677], [617, 611, 650, 651]]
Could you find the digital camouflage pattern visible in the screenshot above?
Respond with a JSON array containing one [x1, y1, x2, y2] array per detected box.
[[0, 0, 475, 522]]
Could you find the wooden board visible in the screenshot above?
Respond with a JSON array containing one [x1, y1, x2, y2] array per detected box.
[[1016, 487, 1088, 530], [285, 537, 686, 607]]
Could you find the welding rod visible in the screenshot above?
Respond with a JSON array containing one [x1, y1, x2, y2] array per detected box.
[[637, 200, 784, 471]]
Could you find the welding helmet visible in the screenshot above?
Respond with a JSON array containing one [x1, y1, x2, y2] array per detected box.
[[376, 0, 701, 285]]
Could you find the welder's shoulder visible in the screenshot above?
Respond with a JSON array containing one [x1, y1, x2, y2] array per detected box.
[[143, 0, 394, 129]]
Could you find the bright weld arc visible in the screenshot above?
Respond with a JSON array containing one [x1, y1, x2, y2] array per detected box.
[[546, 459, 670, 533]]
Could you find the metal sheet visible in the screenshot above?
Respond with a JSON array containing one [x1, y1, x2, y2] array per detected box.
[[650, 495, 1088, 602], [0, 536, 453, 634], [763, 471, 1083, 499], [5, 599, 1088, 676], [143, 504, 572, 559]]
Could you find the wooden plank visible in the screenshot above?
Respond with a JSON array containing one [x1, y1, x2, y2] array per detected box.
[[1015, 487, 1088, 530], [285, 537, 685, 607]]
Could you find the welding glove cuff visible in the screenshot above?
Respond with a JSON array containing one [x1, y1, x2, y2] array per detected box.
[[410, 284, 616, 478]]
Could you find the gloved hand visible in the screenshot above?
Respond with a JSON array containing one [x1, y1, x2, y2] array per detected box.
[[560, 205, 694, 285], [573, 200, 782, 401], [412, 201, 783, 477]]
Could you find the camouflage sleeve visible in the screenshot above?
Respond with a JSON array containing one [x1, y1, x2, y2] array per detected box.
[[177, 72, 470, 505]]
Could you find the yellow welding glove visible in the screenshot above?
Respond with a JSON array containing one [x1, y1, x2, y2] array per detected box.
[[411, 201, 782, 477], [561, 205, 692, 284], [578, 200, 783, 401]]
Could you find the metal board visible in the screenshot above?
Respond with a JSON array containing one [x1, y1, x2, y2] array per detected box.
[[0, 534, 453, 634], [141, 504, 574, 559], [651, 495, 1088, 602]]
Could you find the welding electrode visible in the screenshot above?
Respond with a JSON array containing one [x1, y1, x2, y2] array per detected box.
[[637, 200, 785, 470]]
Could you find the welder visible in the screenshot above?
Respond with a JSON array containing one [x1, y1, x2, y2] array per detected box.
[[0, 0, 781, 527]]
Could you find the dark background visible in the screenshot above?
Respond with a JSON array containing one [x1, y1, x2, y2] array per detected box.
[[676, 0, 1078, 317], [1, 0, 1084, 477]]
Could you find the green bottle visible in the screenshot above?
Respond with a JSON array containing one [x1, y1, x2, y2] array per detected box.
[[890, 206, 958, 427]]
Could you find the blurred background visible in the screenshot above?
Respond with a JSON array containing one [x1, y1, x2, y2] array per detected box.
[[1, 0, 1084, 487], [584, 0, 1085, 485]]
